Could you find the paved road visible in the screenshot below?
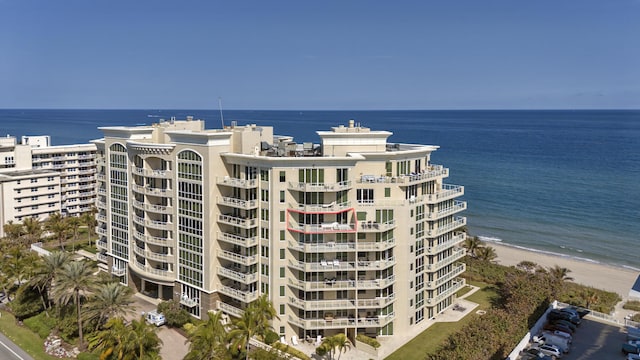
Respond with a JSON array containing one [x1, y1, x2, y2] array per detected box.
[[0, 330, 34, 360]]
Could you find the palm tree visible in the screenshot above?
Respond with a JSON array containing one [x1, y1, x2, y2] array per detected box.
[[46, 212, 69, 250], [320, 334, 351, 360], [475, 246, 498, 262], [89, 316, 162, 360], [3, 220, 25, 244], [30, 251, 71, 315], [252, 294, 279, 339], [125, 316, 163, 360], [81, 209, 97, 247], [52, 260, 96, 349], [228, 307, 258, 360], [83, 282, 135, 329], [66, 216, 82, 251], [549, 265, 574, 282], [585, 290, 599, 309], [184, 310, 229, 360], [22, 217, 43, 246], [463, 236, 481, 257], [516, 260, 538, 273]]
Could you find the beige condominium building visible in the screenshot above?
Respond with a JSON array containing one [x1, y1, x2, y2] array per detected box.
[[93, 117, 466, 342], [0, 135, 97, 237]]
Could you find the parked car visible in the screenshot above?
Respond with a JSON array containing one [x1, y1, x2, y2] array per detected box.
[[551, 319, 577, 332], [543, 329, 572, 341], [521, 348, 554, 360], [623, 342, 640, 355], [533, 334, 570, 353], [537, 344, 563, 358], [544, 323, 574, 335], [628, 353, 640, 360], [549, 309, 581, 325]]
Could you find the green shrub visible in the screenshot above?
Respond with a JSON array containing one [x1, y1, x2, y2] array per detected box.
[[9, 285, 43, 320], [623, 300, 640, 312], [182, 322, 196, 336], [356, 334, 381, 349], [273, 342, 311, 360], [157, 300, 191, 327], [23, 312, 57, 339], [264, 329, 279, 345], [632, 313, 640, 322]]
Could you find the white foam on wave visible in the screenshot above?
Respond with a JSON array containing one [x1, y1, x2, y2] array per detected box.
[[622, 265, 640, 272], [478, 236, 502, 243]]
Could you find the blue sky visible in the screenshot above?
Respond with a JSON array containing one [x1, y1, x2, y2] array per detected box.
[[0, 0, 638, 110]]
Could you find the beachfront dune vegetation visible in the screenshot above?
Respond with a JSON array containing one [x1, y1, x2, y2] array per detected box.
[[423, 240, 621, 360]]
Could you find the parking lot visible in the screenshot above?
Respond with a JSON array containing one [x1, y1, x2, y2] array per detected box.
[[522, 317, 629, 360]]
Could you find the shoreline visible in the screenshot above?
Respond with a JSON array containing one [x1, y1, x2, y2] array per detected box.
[[487, 241, 639, 298]]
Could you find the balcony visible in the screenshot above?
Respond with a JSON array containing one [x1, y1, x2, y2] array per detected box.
[[424, 184, 464, 204], [218, 214, 257, 229], [133, 200, 171, 214], [218, 301, 244, 318], [111, 266, 126, 277], [427, 248, 466, 272], [356, 238, 396, 251], [217, 232, 258, 247], [131, 184, 172, 197], [288, 241, 356, 253], [356, 166, 448, 185], [427, 233, 465, 254], [356, 257, 396, 270], [96, 173, 106, 181], [132, 167, 172, 178], [358, 220, 396, 233], [179, 294, 198, 308], [426, 200, 467, 220], [217, 267, 258, 284], [356, 294, 395, 308], [97, 252, 108, 262], [96, 240, 108, 250], [289, 222, 356, 234], [217, 176, 258, 189], [288, 259, 355, 272], [96, 227, 107, 236], [146, 219, 172, 230], [287, 181, 352, 192], [426, 217, 466, 238], [218, 196, 258, 210], [289, 297, 355, 311], [218, 285, 258, 303], [218, 250, 258, 266], [288, 278, 356, 291], [435, 263, 466, 287], [287, 313, 394, 329], [357, 275, 396, 289], [427, 279, 466, 305], [289, 201, 352, 213]]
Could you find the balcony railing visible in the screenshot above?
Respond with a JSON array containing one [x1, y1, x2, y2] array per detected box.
[[426, 217, 467, 238], [427, 248, 466, 272], [218, 285, 258, 303], [289, 297, 355, 311], [217, 177, 258, 189], [290, 222, 356, 234], [435, 263, 466, 287], [287, 313, 395, 329], [96, 252, 108, 262], [356, 238, 396, 251], [218, 267, 258, 284], [111, 266, 126, 276], [287, 181, 352, 192], [358, 220, 396, 232], [288, 259, 356, 272], [218, 214, 257, 229], [179, 294, 198, 308], [218, 301, 244, 318], [427, 233, 466, 254], [427, 279, 466, 305], [288, 201, 352, 213], [425, 184, 464, 203], [133, 231, 174, 246], [132, 167, 172, 178], [426, 200, 467, 220], [288, 241, 355, 252], [218, 250, 258, 266], [217, 232, 258, 247], [96, 240, 108, 250], [356, 166, 448, 185], [357, 257, 396, 270], [218, 197, 258, 210], [356, 294, 395, 308], [96, 227, 107, 236]]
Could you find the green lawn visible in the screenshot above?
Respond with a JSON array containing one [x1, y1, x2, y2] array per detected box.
[[385, 281, 499, 360], [0, 310, 59, 360]]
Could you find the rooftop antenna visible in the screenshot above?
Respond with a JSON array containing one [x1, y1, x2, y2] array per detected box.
[[218, 97, 225, 129]]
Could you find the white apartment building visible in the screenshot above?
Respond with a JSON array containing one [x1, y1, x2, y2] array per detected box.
[[94, 117, 466, 343], [0, 135, 97, 237]]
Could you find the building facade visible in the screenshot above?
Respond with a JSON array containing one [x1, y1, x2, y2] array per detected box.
[[94, 117, 466, 342], [0, 135, 97, 237]]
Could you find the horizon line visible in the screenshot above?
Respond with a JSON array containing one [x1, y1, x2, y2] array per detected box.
[[1, 108, 639, 112]]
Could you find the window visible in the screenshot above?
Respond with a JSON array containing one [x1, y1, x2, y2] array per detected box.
[[279, 286, 285, 296], [279, 249, 285, 259], [31, 178, 37, 183], [280, 230, 285, 241], [279, 304, 285, 315], [279, 190, 285, 203], [385, 161, 392, 176], [279, 211, 285, 222], [280, 267, 285, 278], [385, 188, 391, 197], [279, 171, 285, 182], [260, 169, 269, 181], [357, 212, 367, 221], [356, 189, 374, 204], [31, 187, 38, 192]]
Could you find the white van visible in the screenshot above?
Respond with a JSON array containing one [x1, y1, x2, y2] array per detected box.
[[145, 310, 166, 326]]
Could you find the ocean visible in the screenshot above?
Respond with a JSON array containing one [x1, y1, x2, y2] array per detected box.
[[1, 109, 639, 269]]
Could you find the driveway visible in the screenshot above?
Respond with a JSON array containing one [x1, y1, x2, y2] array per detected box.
[[557, 317, 627, 360]]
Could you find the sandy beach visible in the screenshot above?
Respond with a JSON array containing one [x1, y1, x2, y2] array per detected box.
[[489, 242, 639, 299]]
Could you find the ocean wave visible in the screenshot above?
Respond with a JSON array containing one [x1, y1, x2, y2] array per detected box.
[[478, 236, 502, 243]]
